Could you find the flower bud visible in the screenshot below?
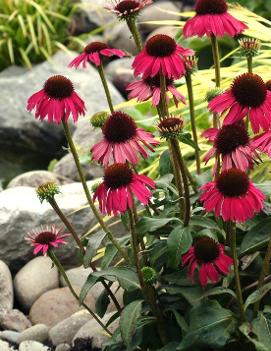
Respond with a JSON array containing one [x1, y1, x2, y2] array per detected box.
[[36, 182, 60, 203]]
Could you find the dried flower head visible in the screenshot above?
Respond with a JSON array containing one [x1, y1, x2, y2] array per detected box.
[[158, 116, 184, 139], [239, 37, 261, 58]]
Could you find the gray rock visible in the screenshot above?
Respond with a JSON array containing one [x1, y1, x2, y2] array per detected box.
[[105, 22, 138, 55], [105, 58, 134, 96], [0, 50, 123, 158], [73, 312, 119, 349], [49, 310, 92, 346], [139, 1, 180, 33], [0, 330, 21, 344], [0, 65, 27, 78], [146, 26, 180, 41], [0, 180, 97, 271], [18, 324, 49, 344], [19, 341, 49, 351], [0, 261, 13, 310], [7, 170, 69, 189], [59, 266, 95, 290], [0, 339, 14, 351], [55, 344, 71, 351], [14, 257, 59, 311], [29, 287, 95, 328], [0, 309, 32, 332]]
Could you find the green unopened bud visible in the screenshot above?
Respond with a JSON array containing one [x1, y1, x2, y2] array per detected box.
[[205, 88, 224, 103], [238, 37, 261, 58], [141, 266, 158, 283], [90, 111, 109, 128], [36, 182, 60, 203], [157, 116, 184, 140]]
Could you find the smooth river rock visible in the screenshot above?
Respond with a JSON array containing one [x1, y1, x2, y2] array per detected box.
[[0, 309, 32, 332], [0, 260, 13, 310]]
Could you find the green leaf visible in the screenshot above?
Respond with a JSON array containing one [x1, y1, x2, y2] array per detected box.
[[244, 282, 271, 311], [136, 217, 181, 233], [159, 150, 172, 176], [83, 231, 106, 267], [158, 343, 180, 351], [120, 300, 143, 351], [178, 132, 199, 150], [240, 218, 271, 256], [167, 225, 192, 268], [166, 286, 203, 305], [190, 216, 221, 232], [240, 314, 271, 351], [95, 288, 110, 318], [200, 287, 237, 300], [177, 300, 237, 350], [80, 268, 140, 304]]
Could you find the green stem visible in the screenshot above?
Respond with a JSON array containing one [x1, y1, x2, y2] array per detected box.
[[128, 209, 167, 345], [229, 222, 245, 323], [98, 63, 114, 113], [247, 56, 253, 74], [185, 73, 201, 175], [49, 198, 122, 314], [170, 138, 191, 227], [211, 35, 221, 129], [126, 17, 143, 52], [62, 121, 130, 264], [168, 140, 185, 221], [48, 250, 112, 335], [253, 236, 271, 315], [159, 71, 170, 118]]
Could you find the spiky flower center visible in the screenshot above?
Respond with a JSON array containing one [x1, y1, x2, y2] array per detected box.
[[104, 163, 133, 189], [115, 0, 139, 14], [215, 123, 249, 155], [232, 73, 267, 108], [158, 117, 183, 133], [35, 231, 57, 245], [195, 0, 227, 15], [217, 169, 249, 197], [44, 75, 74, 99], [144, 74, 173, 88], [194, 237, 220, 263], [84, 42, 108, 54], [102, 111, 137, 143], [145, 35, 176, 57]]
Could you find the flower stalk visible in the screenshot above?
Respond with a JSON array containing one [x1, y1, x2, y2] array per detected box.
[[126, 17, 143, 52], [48, 249, 112, 335], [210, 35, 221, 129], [185, 72, 201, 174], [229, 222, 245, 322], [98, 63, 115, 113], [62, 121, 130, 264]]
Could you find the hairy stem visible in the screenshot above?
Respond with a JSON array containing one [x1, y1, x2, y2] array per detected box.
[[247, 56, 253, 74], [253, 236, 271, 315], [48, 249, 112, 335], [185, 73, 201, 175], [62, 121, 130, 264], [126, 17, 143, 52], [229, 222, 245, 322], [211, 35, 221, 128], [98, 63, 114, 113]]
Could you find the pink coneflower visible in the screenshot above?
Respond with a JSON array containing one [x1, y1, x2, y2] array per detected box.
[[252, 131, 271, 158], [183, 0, 247, 38], [209, 73, 271, 133], [105, 0, 152, 19], [93, 163, 155, 215], [27, 75, 86, 124], [132, 34, 194, 79], [182, 236, 233, 287], [26, 225, 69, 256], [69, 42, 126, 69], [203, 123, 258, 173], [91, 111, 158, 166], [200, 169, 265, 223], [126, 74, 186, 106]]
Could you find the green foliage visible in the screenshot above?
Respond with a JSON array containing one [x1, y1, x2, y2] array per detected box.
[[0, 0, 75, 70]]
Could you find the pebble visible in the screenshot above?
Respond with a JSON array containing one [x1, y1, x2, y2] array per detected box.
[[55, 344, 71, 351], [0, 260, 13, 310], [0, 330, 21, 344], [0, 340, 14, 351], [19, 340, 49, 351], [0, 309, 32, 332], [18, 324, 49, 344]]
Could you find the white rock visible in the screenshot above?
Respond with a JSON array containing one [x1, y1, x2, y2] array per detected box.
[[14, 257, 59, 311], [73, 312, 119, 349], [0, 180, 97, 270], [18, 324, 49, 344], [0, 339, 14, 351], [19, 340, 49, 351], [7, 170, 67, 188], [0, 330, 20, 344], [0, 261, 13, 310], [49, 310, 92, 346], [0, 309, 32, 332], [55, 344, 71, 351]]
